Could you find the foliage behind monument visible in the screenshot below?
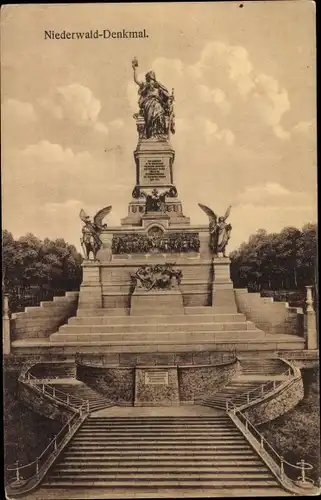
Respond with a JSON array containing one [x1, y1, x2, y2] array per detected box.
[[2, 230, 82, 311]]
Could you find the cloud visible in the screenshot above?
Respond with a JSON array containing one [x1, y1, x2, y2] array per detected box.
[[94, 121, 109, 135], [21, 140, 92, 166], [252, 74, 291, 139], [190, 41, 254, 95], [39, 83, 111, 135], [236, 182, 313, 207], [3, 98, 38, 123], [292, 121, 314, 135], [198, 85, 231, 114], [203, 118, 235, 146]]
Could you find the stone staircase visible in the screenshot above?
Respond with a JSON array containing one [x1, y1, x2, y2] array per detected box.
[[46, 382, 114, 413], [239, 358, 287, 375], [200, 380, 264, 410], [42, 414, 286, 494], [48, 307, 304, 352], [200, 358, 289, 410]]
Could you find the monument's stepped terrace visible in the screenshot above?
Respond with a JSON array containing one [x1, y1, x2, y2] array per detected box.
[[49, 306, 304, 352]]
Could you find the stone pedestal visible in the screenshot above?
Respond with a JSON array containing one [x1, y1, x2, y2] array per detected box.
[[78, 261, 102, 309], [212, 257, 237, 313], [98, 233, 113, 262], [3, 295, 11, 355], [134, 366, 179, 406], [305, 286, 318, 350], [130, 288, 184, 316]]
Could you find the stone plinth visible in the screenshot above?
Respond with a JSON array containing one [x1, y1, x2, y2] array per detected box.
[[78, 261, 102, 309], [134, 365, 179, 406], [212, 257, 237, 313], [130, 288, 184, 316], [134, 138, 175, 189]]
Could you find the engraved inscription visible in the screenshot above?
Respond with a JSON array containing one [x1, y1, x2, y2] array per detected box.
[[144, 370, 169, 385], [142, 159, 169, 183]]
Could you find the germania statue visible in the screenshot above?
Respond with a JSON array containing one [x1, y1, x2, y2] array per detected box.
[[132, 57, 175, 139], [79, 206, 112, 260], [198, 204, 232, 257]]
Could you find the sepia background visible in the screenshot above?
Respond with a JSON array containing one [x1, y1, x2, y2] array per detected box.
[[1, 1, 317, 252]]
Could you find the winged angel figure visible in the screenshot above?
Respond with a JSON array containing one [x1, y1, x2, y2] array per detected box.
[[198, 204, 232, 257], [79, 206, 112, 260]]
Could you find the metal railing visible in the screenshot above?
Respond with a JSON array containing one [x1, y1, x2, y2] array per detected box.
[[6, 408, 86, 486], [229, 404, 315, 489], [223, 359, 316, 491], [6, 367, 90, 489], [25, 372, 88, 410], [225, 367, 293, 411]]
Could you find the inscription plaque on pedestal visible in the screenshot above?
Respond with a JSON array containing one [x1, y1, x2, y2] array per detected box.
[[144, 370, 169, 385], [142, 157, 171, 185]]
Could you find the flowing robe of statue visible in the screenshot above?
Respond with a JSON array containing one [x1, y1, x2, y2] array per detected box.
[[132, 59, 175, 139], [138, 81, 170, 138]]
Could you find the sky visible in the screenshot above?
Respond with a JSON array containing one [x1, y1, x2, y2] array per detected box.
[[1, 2, 317, 252]]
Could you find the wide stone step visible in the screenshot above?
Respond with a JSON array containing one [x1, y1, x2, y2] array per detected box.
[[76, 431, 241, 437], [42, 479, 279, 488], [45, 337, 305, 351], [50, 330, 265, 343], [59, 458, 263, 466], [77, 308, 130, 317], [71, 436, 246, 443], [67, 444, 250, 451], [62, 450, 257, 457], [59, 322, 256, 334], [71, 313, 247, 325], [53, 466, 268, 474], [46, 472, 273, 480]]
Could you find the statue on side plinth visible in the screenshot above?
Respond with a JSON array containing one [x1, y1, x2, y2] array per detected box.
[[80, 206, 112, 260], [132, 57, 175, 139], [198, 204, 232, 257]]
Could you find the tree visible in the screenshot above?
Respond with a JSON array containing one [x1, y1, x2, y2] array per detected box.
[[230, 224, 317, 292], [2, 230, 83, 311]]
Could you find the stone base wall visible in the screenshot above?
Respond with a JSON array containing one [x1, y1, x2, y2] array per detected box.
[[244, 376, 304, 425], [19, 383, 74, 423], [80, 259, 213, 309], [11, 292, 79, 340], [179, 360, 240, 401], [77, 365, 135, 404], [76, 361, 239, 405], [234, 289, 304, 336], [135, 367, 179, 406]]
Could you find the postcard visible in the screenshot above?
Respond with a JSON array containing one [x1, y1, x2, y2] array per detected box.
[[2, 2, 319, 499]]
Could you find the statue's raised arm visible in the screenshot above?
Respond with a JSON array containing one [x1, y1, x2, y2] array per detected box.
[[132, 57, 142, 87]]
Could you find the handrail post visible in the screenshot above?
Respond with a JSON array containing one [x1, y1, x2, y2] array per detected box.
[[54, 437, 57, 453], [87, 400, 90, 412], [52, 387, 56, 398], [3, 294, 11, 355], [260, 435, 264, 449], [36, 458, 39, 477], [280, 456, 284, 480], [226, 400, 229, 412], [42, 384, 45, 394], [273, 380, 276, 390], [68, 422, 71, 433], [245, 419, 248, 433], [247, 392, 250, 404], [27, 372, 31, 382], [261, 385, 264, 397], [66, 394, 70, 405], [299, 459, 306, 483], [15, 461, 20, 483]]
